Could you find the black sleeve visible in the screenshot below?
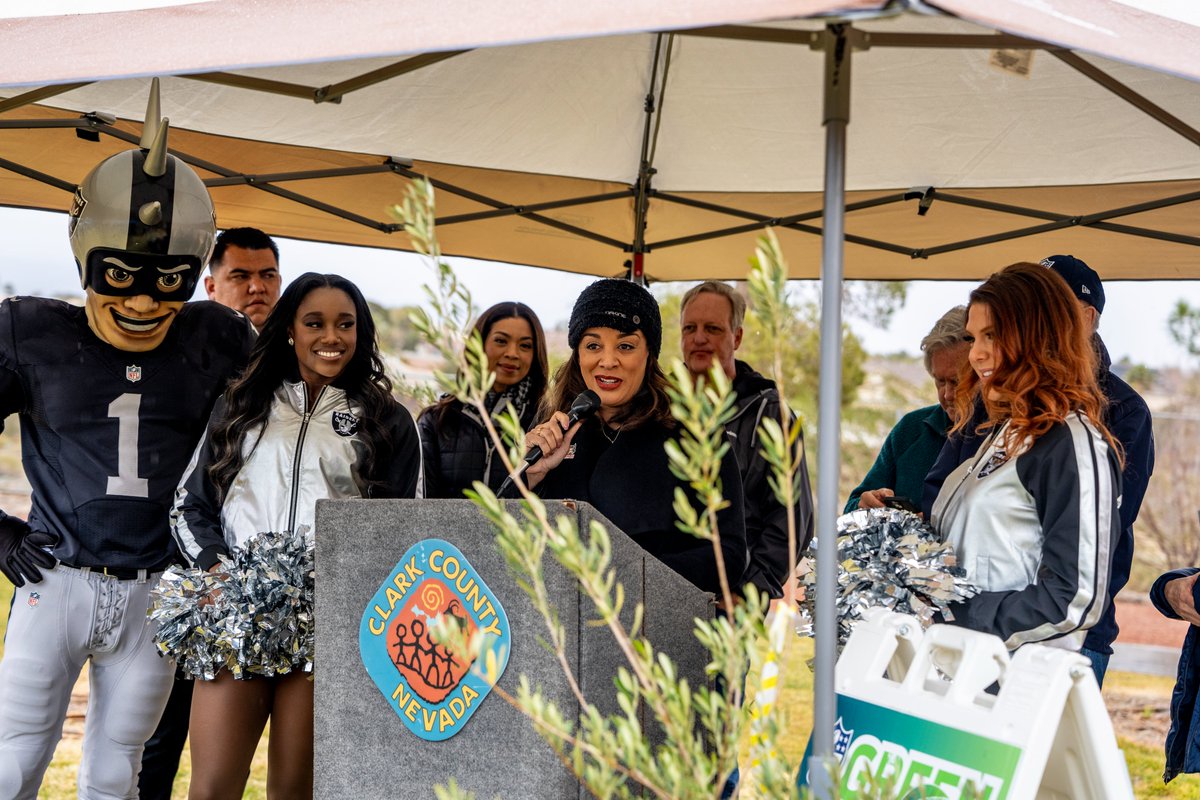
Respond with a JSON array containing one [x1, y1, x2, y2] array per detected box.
[[372, 403, 422, 499], [792, 426, 815, 554], [717, 440, 749, 589], [170, 399, 230, 570], [742, 405, 813, 598], [0, 298, 28, 430], [416, 408, 444, 499], [0, 301, 26, 523], [1107, 392, 1154, 531], [1151, 567, 1199, 620], [949, 420, 1119, 648]]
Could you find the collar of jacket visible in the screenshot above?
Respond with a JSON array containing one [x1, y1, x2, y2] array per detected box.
[[923, 403, 953, 436], [281, 379, 348, 413], [729, 359, 778, 421], [457, 376, 534, 434]]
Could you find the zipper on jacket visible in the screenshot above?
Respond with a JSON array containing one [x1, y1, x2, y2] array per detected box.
[[288, 385, 324, 532]]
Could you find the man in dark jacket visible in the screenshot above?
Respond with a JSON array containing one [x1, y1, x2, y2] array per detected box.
[[922, 255, 1154, 686], [680, 282, 815, 601]]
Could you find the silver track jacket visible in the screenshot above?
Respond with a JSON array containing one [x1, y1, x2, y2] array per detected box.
[[172, 380, 419, 570], [931, 413, 1121, 651]]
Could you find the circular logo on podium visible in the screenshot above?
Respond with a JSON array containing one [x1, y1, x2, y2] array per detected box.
[[359, 538, 511, 741]]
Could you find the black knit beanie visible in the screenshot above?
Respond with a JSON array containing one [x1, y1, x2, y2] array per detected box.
[[567, 279, 662, 357]]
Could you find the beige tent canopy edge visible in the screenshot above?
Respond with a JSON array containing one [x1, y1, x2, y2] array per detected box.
[[0, 1, 1197, 281], [2, 100, 1195, 280]]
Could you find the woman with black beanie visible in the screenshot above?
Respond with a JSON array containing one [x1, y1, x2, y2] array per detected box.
[[522, 279, 747, 594]]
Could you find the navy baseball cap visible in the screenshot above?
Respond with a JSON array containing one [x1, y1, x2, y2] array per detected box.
[[1040, 255, 1105, 314]]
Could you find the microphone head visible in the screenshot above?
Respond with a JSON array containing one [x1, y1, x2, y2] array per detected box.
[[569, 389, 601, 420]]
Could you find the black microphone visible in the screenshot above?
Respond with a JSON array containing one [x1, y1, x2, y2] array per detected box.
[[522, 389, 600, 465], [497, 389, 601, 497]]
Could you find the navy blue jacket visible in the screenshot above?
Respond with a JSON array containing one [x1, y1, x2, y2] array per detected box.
[[1150, 567, 1200, 782], [922, 337, 1154, 654]]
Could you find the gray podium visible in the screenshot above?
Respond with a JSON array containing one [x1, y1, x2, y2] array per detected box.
[[314, 499, 714, 799]]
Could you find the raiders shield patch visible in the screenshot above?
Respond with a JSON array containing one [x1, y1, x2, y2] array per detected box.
[[976, 450, 1009, 479], [359, 539, 510, 741], [331, 410, 359, 437]]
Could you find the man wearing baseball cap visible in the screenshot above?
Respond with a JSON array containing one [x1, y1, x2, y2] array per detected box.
[[923, 255, 1154, 686]]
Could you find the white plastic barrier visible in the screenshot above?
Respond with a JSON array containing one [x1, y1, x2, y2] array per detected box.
[[800, 610, 1134, 799]]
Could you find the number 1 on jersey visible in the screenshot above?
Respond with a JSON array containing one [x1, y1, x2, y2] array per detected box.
[[108, 393, 149, 498]]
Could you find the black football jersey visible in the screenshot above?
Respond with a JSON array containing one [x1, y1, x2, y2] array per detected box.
[[0, 296, 253, 570]]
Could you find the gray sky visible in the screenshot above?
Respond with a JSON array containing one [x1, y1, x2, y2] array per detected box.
[[4, 206, 1198, 369]]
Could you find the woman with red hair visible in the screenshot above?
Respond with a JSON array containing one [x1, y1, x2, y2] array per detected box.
[[931, 262, 1122, 652]]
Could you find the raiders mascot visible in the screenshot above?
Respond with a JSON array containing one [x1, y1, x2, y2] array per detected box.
[[0, 82, 253, 798]]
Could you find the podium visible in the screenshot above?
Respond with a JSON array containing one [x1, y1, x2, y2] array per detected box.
[[313, 499, 714, 799], [800, 610, 1134, 799]]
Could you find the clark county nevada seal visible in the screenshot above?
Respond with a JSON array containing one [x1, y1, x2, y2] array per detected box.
[[359, 539, 511, 741]]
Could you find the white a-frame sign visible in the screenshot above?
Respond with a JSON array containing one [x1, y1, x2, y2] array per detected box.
[[800, 610, 1134, 799]]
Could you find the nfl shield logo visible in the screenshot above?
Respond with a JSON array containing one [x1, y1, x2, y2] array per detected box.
[[833, 717, 854, 759], [125, 365, 142, 383]]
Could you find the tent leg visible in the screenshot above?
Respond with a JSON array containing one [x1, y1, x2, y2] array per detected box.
[[809, 22, 851, 800]]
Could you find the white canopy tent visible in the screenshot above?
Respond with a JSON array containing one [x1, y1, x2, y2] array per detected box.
[[1, 1, 1197, 789], [0, 1, 1197, 281]]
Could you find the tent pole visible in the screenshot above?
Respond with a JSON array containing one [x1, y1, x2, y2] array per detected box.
[[628, 34, 671, 285], [809, 21, 851, 799]]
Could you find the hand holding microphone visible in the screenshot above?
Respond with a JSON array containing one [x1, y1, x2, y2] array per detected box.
[[498, 390, 600, 496]]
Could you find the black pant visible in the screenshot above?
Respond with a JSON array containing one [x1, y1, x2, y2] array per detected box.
[[138, 673, 194, 800]]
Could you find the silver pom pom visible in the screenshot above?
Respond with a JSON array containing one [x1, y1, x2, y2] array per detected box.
[[795, 507, 980, 648], [149, 529, 314, 680]]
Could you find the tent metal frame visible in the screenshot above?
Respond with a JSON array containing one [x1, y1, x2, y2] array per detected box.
[[0, 22, 1196, 279], [0, 13, 1192, 794]]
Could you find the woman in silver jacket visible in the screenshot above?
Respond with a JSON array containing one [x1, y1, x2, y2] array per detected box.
[[932, 263, 1121, 653], [171, 273, 420, 799]]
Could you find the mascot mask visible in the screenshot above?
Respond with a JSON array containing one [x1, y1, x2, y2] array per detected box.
[[68, 79, 216, 352]]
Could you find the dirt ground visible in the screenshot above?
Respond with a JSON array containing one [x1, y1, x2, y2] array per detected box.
[[1107, 687, 1173, 750], [41, 606, 1187, 755], [1103, 599, 1185, 750]]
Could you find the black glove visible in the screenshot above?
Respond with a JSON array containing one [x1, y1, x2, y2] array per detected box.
[[0, 515, 57, 588]]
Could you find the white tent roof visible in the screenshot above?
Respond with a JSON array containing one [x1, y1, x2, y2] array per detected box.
[[1, 0, 1196, 84], [0, 0, 1197, 280], [0, 0, 877, 84]]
